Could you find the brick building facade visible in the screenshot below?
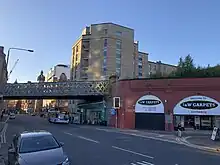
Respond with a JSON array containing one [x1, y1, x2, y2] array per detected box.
[[110, 77, 220, 131], [0, 46, 7, 110]]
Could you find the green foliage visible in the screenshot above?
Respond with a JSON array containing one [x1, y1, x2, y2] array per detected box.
[[170, 54, 220, 78]]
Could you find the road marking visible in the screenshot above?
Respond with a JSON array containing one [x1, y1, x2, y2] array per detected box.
[[129, 133, 180, 144], [96, 128, 112, 132], [112, 146, 154, 159], [64, 132, 73, 136], [141, 161, 154, 165], [4, 116, 9, 123], [77, 136, 100, 144], [130, 160, 154, 165], [2, 123, 8, 143], [185, 136, 191, 140], [64, 132, 100, 144], [0, 123, 8, 143], [96, 128, 180, 145]]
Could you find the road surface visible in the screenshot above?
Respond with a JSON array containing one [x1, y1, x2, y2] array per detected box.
[[5, 115, 220, 165]]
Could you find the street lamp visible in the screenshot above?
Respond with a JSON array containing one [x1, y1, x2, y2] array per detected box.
[[6, 47, 34, 70]]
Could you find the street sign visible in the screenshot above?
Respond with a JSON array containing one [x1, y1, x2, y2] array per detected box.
[[111, 108, 116, 115], [211, 127, 219, 141]]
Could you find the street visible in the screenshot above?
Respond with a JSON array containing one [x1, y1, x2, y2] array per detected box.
[[4, 115, 220, 165]]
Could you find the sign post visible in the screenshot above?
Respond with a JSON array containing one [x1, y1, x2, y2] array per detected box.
[[113, 97, 120, 128]]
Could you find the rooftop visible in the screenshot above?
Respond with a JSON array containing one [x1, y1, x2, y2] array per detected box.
[[91, 22, 134, 31]]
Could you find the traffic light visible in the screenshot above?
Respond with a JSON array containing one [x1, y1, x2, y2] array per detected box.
[[113, 97, 120, 109], [0, 95, 3, 101]]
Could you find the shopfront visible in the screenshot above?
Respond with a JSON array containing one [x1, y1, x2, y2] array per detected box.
[[77, 101, 107, 125], [173, 95, 220, 130], [135, 95, 165, 130]]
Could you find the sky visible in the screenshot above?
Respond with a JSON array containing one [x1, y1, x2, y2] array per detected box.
[[1, 0, 220, 83]]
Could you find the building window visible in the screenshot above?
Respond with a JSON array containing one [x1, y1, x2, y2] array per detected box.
[[116, 50, 121, 76], [76, 46, 78, 53], [139, 72, 142, 77], [76, 54, 78, 62], [116, 40, 121, 77], [116, 31, 122, 36], [149, 64, 151, 71], [164, 66, 167, 72], [116, 51, 121, 61], [73, 48, 75, 55], [138, 61, 142, 66], [104, 29, 108, 35], [116, 40, 122, 50], [104, 49, 107, 57], [103, 49, 107, 75], [154, 65, 156, 70], [104, 39, 107, 47]]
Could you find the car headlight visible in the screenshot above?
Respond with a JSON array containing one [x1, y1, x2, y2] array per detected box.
[[62, 157, 69, 165]]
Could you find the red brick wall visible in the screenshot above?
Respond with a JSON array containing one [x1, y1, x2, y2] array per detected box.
[[111, 77, 220, 130]]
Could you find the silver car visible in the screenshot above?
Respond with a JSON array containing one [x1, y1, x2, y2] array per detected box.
[[9, 112, 16, 119], [8, 131, 70, 165]]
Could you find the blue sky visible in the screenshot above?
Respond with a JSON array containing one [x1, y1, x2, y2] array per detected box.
[[1, 0, 220, 83]]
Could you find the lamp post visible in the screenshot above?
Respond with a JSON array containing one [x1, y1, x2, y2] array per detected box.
[[6, 47, 34, 71]]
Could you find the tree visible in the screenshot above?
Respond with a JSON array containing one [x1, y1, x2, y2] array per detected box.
[[170, 54, 220, 78], [170, 54, 196, 77], [184, 54, 196, 73]]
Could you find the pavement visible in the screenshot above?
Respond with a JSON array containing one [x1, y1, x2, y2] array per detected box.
[[1, 115, 220, 165], [0, 115, 9, 165]]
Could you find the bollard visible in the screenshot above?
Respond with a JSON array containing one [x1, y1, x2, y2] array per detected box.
[[178, 130, 182, 137]]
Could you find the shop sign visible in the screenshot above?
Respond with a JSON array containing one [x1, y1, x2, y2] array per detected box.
[[174, 95, 220, 115], [138, 100, 161, 106], [135, 95, 164, 113]]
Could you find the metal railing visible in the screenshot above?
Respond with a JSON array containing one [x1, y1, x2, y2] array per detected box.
[[3, 80, 109, 98]]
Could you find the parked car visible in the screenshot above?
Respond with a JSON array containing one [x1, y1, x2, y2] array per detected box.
[[8, 131, 70, 165], [31, 112, 36, 116], [9, 112, 16, 119]]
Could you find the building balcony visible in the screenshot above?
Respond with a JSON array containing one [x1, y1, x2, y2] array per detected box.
[[81, 52, 89, 59], [80, 72, 88, 79], [81, 59, 89, 67], [82, 41, 90, 51]]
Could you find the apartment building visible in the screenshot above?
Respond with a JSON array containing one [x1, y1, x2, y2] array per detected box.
[[133, 42, 149, 78], [71, 22, 177, 81], [43, 64, 70, 111], [71, 23, 137, 81], [148, 61, 177, 77]]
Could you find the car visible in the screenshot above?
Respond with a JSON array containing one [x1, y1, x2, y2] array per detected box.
[[9, 112, 16, 119], [31, 112, 36, 116], [8, 131, 70, 165]]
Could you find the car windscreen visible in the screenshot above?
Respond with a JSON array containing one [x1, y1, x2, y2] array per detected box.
[[19, 135, 60, 153]]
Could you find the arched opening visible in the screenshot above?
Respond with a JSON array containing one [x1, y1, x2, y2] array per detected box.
[[135, 95, 165, 130], [173, 95, 220, 130]]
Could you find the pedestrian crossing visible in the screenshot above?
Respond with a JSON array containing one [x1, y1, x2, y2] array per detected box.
[[130, 160, 154, 165]]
